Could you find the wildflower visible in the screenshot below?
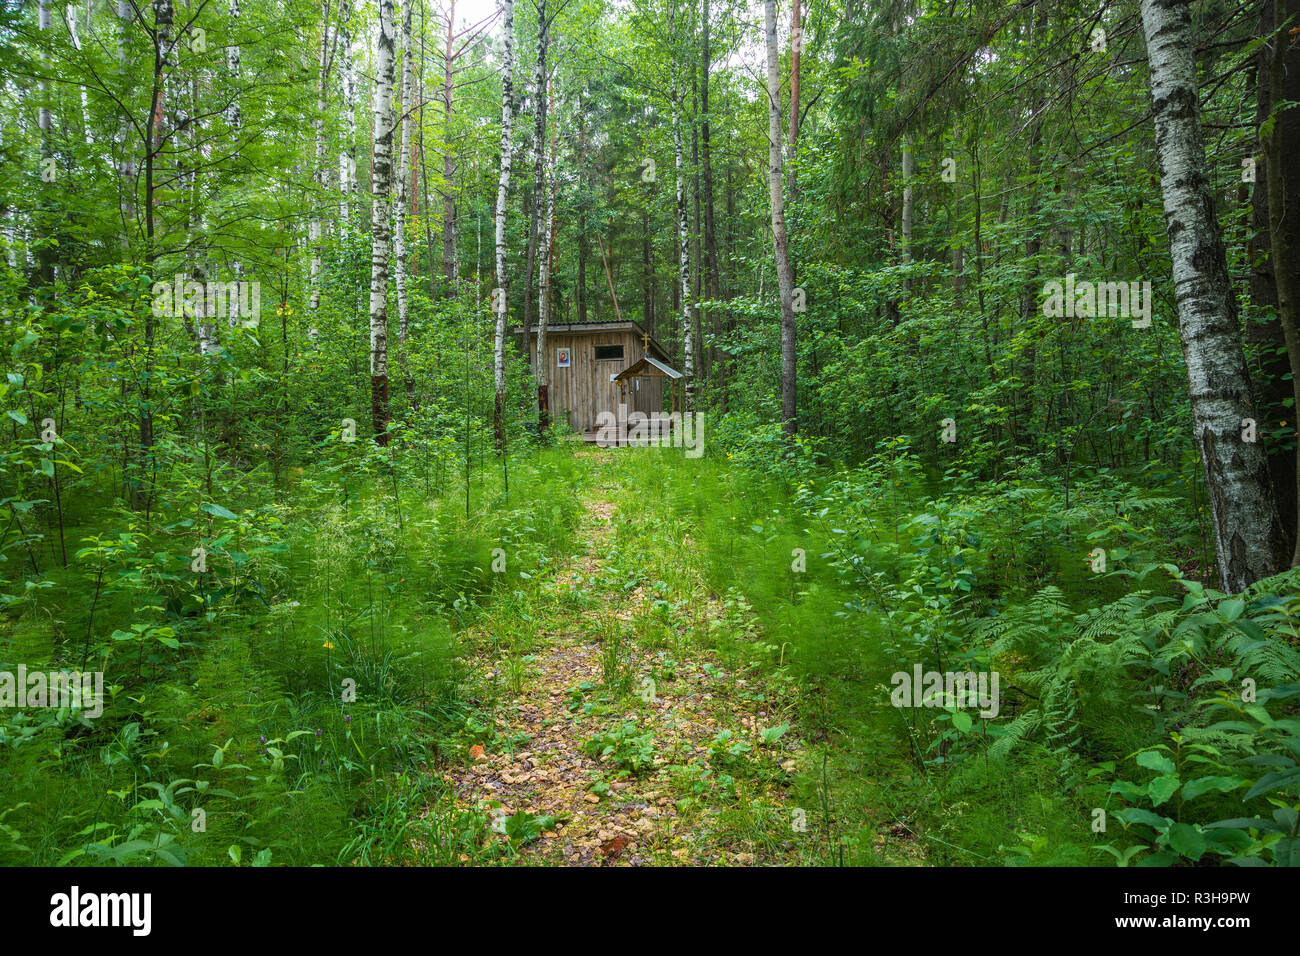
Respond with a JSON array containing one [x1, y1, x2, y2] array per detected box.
[[315, 729, 322, 736], [344, 715, 352, 723], [322, 640, 334, 650]]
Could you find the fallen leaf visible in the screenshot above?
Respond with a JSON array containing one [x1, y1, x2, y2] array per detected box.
[[600, 835, 631, 858]]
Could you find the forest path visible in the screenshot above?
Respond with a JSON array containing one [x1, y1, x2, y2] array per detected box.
[[441, 447, 805, 866]]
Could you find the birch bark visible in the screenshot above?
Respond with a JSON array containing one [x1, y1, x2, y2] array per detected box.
[[1139, 0, 1283, 590], [369, 0, 398, 444]]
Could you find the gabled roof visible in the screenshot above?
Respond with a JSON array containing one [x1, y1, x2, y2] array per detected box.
[[614, 355, 683, 381], [514, 320, 671, 363]]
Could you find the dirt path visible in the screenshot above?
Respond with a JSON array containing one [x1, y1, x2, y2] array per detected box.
[[443, 450, 805, 866]]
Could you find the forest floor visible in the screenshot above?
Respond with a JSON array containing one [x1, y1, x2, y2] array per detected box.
[[431, 448, 808, 866]]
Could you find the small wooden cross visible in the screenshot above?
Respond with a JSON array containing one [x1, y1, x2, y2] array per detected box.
[[642, 329, 650, 351]]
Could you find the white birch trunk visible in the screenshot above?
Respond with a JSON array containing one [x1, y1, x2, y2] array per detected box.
[[226, 0, 242, 134], [765, 0, 797, 439], [38, 1, 51, 139], [65, 3, 93, 145], [369, 0, 398, 443], [902, 137, 914, 264], [670, 2, 692, 410], [339, 0, 357, 224], [395, 2, 413, 349], [1140, 0, 1282, 590], [536, 91, 554, 423], [492, 0, 516, 448]]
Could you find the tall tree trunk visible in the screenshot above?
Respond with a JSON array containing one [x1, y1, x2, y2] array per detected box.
[[901, 137, 914, 266], [671, 3, 693, 410], [394, 0, 413, 411], [523, 0, 549, 374], [537, 77, 556, 433], [66, 3, 94, 145], [577, 89, 589, 325], [521, 181, 537, 359], [1248, 0, 1295, 558], [692, 76, 704, 391], [442, 0, 457, 293], [134, 0, 174, 512], [642, 208, 652, 332], [765, 0, 797, 440], [38, 1, 51, 148], [37, 0, 52, 286], [788, 0, 801, 161], [701, 0, 720, 382], [493, 0, 516, 450], [368, 0, 398, 445], [226, 0, 242, 135], [1140, 0, 1283, 590], [1265, 0, 1300, 565], [1017, 2, 1047, 447], [339, 0, 357, 223], [117, 1, 133, 244]]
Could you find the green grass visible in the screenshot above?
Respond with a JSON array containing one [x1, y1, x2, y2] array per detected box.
[[0, 444, 589, 866], [604, 441, 1300, 867]]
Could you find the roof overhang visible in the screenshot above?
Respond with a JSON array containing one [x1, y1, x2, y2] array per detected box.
[[614, 355, 683, 381], [514, 320, 671, 363]]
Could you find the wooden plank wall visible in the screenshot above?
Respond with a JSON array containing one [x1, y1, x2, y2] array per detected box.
[[528, 329, 666, 430]]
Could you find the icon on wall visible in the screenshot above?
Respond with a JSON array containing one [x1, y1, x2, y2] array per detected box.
[[556, 347, 571, 367]]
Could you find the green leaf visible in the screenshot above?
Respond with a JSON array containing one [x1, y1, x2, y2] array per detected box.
[[1244, 767, 1300, 801], [951, 711, 973, 732], [1217, 598, 1245, 622], [1181, 775, 1243, 801], [1116, 807, 1171, 831], [1147, 775, 1181, 806], [1166, 822, 1206, 861], [200, 502, 239, 520], [1136, 750, 1176, 776]]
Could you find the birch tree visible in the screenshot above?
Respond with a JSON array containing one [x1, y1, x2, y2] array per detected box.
[[117, 0, 134, 246], [339, 0, 358, 223], [527, 0, 548, 421], [670, 2, 692, 411], [309, 2, 334, 311], [369, 0, 399, 444], [441, 0, 458, 292], [395, 0, 414, 402], [764, 0, 797, 440], [536, 77, 556, 433], [1139, 0, 1282, 590], [493, 0, 517, 450], [522, 0, 550, 370]]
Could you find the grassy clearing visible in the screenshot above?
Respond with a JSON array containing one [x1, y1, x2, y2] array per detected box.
[[612, 436, 1300, 867], [0, 445, 588, 866]]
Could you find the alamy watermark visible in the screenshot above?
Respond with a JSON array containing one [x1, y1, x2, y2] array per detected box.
[[594, 404, 705, 458], [890, 664, 1000, 718], [1041, 274, 1153, 328], [0, 665, 104, 719], [151, 276, 260, 327]]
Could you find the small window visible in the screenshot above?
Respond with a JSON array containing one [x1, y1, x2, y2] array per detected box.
[[594, 344, 624, 362]]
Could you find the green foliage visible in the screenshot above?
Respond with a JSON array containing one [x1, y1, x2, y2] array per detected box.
[[582, 720, 658, 777]]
